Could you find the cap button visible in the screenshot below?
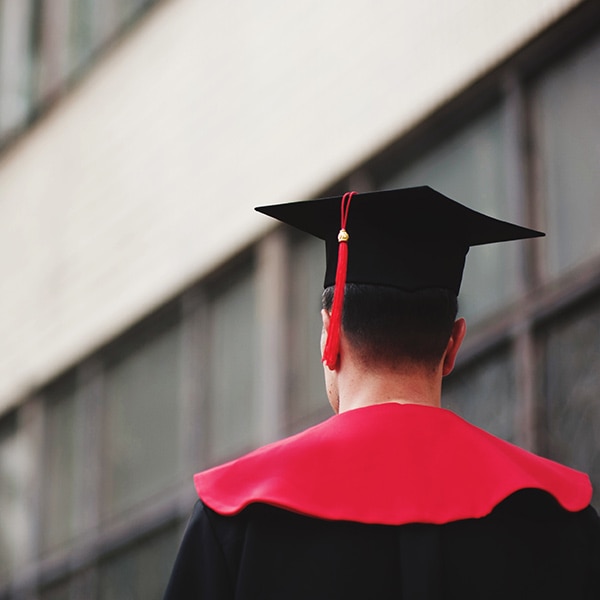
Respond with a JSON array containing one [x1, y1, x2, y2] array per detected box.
[[338, 229, 349, 242]]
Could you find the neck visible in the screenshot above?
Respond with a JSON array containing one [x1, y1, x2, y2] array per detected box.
[[336, 361, 443, 414]]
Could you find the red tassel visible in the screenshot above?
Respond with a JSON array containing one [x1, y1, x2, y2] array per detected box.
[[323, 191, 356, 369]]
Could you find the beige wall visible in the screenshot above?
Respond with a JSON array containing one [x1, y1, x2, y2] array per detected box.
[[0, 0, 582, 412]]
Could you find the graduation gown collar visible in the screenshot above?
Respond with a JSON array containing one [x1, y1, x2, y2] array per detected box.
[[194, 403, 592, 525]]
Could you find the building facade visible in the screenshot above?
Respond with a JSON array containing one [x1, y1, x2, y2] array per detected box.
[[1, 0, 599, 597]]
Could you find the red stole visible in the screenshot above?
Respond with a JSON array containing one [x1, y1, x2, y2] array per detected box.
[[194, 403, 592, 525]]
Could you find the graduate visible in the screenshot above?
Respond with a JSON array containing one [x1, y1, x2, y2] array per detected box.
[[164, 187, 600, 599]]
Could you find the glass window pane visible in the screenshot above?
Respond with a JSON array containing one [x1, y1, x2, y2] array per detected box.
[[103, 321, 182, 519], [0, 412, 32, 579], [533, 34, 600, 276], [383, 106, 520, 323], [69, 0, 96, 75], [538, 296, 600, 507], [0, 0, 34, 138], [442, 348, 517, 442], [287, 235, 330, 428], [208, 267, 258, 461], [98, 525, 179, 600], [42, 382, 78, 552]]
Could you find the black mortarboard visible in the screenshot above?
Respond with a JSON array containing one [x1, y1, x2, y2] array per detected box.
[[256, 186, 543, 295], [255, 186, 544, 367]]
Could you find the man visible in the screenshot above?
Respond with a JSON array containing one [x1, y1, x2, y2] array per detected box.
[[164, 187, 600, 599]]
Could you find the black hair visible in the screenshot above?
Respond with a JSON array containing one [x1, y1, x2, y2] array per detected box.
[[322, 283, 458, 370]]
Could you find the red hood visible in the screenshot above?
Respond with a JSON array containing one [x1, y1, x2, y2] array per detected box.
[[194, 403, 592, 525]]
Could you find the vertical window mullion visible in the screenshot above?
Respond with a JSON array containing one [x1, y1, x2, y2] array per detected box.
[[36, 0, 70, 104], [503, 71, 539, 452], [256, 230, 288, 446], [179, 290, 209, 501]]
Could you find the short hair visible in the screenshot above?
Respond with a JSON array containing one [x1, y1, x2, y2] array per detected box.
[[322, 284, 458, 369]]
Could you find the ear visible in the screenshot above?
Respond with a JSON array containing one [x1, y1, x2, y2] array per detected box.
[[442, 318, 467, 377], [320, 309, 341, 371], [320, 309, 331, 359]]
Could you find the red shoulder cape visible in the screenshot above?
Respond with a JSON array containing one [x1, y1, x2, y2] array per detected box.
[[194, 403, 592, 525]]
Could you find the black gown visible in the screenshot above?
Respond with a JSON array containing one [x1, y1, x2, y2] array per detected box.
[[163, 404, 600, 599], [164, 490, 600, 599]]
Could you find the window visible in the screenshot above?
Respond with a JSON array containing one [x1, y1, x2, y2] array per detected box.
[[103, 320, 183, 520], [0, 412, 31, 580], [287, 234, 330, 429], [384, 106, 522, 323], [537, 295, 600, 507], [0, 0, 34, 138], [532, 34, 600, 277], [207, 266, 259, 462], [68, 0, 97, 76], [42, 381, 78, 552]]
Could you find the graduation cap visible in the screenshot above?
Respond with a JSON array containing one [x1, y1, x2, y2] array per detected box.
[[255, 186, 543, 368]]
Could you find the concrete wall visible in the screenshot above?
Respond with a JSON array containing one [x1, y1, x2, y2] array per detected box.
[[0, 0, 582, 412]]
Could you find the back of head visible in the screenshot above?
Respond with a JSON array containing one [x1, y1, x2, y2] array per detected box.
[[322, 283, 458, 371]]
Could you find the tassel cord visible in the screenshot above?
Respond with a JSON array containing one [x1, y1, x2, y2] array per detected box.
[[322, 191, 356, 369]]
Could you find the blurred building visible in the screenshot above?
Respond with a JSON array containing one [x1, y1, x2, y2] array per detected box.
[[1, 0, 599, 597]]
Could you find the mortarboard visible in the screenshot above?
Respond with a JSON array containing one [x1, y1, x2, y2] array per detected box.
[[255, 186, 544, 368]]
